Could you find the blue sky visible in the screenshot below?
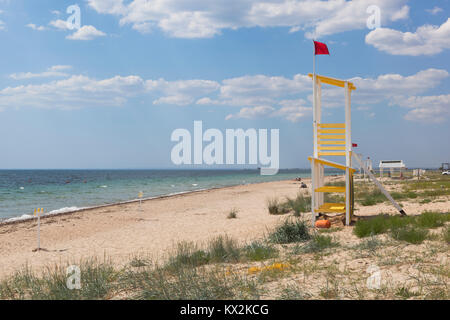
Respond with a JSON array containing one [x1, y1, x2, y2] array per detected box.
[[0, 0, 449, 169]]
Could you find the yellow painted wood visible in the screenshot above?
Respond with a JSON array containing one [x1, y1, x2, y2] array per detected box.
[[308, 73, 356, 90], [319, 152, 346, 156], [318, 203, 346, 213], [318, 146, 346, 151], [318, 135, 346, 140], [318, 140, 346, 145], [318, 129, 346, 134], [315, 186, 346, 193], [308, 157, 356, 173], [318, 123, 346, 128]]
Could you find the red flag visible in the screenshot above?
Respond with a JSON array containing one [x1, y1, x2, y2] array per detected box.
[[314, 41, 330, 55]]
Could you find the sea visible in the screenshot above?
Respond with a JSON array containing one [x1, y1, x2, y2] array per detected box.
[[0, 169, 339, 222]]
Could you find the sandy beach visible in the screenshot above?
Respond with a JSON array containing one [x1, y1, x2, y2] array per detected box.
[[1, 176, 449, 281], [0, 179, 301, 278]]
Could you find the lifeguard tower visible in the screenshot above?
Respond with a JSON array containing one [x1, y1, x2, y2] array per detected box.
[[307, 74, 407, 226], [307, 73, 356, 226]]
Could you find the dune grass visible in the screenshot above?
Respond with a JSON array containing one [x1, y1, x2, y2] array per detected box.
[[358, 189, 386, 206], [267, 198, 290, 215], [0, 259, 118, 300], [166, 236, 280, 271], [300, 234, 340, 253], [390, 227, 428, 244], [355, 171, 450, 206], [242, 241, 278, 262], [166, 242, 210, 270], [208, 235, 241, 263], [268, 219, 311, 244], [285, 193, 311, 217], [267, 193, 311, 216], [353, 212, 449, 244], [227, 208, 238, 219], [125, 265, 258, 300]]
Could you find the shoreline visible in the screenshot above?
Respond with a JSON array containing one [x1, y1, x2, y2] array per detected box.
[[0, 175, 318, 226], [0, 179, 310, 278]]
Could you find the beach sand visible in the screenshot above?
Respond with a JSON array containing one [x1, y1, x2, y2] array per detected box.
[[0, 177, 449, 279]]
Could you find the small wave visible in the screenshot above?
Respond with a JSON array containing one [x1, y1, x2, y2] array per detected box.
[[4, 214, 33, 223], [100, 185, 108, 188], [48, 206, 84, 215], [3, 206, 85, 223], [192, 184, 198, 186], [19, 187, 24, 190]]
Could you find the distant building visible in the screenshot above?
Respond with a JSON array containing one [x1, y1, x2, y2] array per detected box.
[[379, 160, 406, 178]]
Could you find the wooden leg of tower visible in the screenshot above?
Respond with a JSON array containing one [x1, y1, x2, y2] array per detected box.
[[318, 163, 324, 207], [345, 167, 350, 226], [311, 159, 316, 227]]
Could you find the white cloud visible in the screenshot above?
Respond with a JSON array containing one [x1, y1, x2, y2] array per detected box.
[[147, 79, 220, 106], [352, 68, 449, 99], [2, 68, 448, 123], [272, 99, 312, 122], [87, 0, 127, 15], [225, 105, 275, 120], [393, 94, 450, 123], [213, 74, 311, 108], [0, 20, 5, 30], [426, 7, 443, 15], [49, 19, 70, 30], [303, 1, 409, 39], [225, 99, 312, 122], [365, 18, 450, 56], [0, 75, 145, 110], [26, 23, 47, 31], [49, 18, 107, 40], [313, 68, 449, 110], [66, 25, 106, 40], [9, 65, 72, 80], [87, 0, 409, 39]]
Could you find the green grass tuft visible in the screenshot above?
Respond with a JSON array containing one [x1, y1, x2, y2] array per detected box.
[[267, 198, 290, 215], [415, 211, 449, 228], [0, 259, 117, 300], [353, 212, 449, 242], [301, 234, 339, 253], [390, 227, 428, 244], [285, 193, 311, 217], [242, 241, 278, 261], [359, 189, 386, 206], [166, 242, 209, 270], [353, 215, 390, 238], [268, 219, 310, 244], [227, 208, 238, 219], [208, 235, 241, 263]]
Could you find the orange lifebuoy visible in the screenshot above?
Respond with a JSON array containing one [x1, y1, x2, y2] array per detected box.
[[315, 220, 331, 228]]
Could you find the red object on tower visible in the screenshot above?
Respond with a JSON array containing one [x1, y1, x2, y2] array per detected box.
[[314, 41, 330, 55], [352, 143, 358, 148]]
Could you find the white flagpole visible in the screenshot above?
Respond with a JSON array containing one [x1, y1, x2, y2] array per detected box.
[[313, 40, 316, 77], [311, 40, 317, 226]]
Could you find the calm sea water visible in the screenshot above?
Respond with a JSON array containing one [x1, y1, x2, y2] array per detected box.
[[0, 169, 338, 221]]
